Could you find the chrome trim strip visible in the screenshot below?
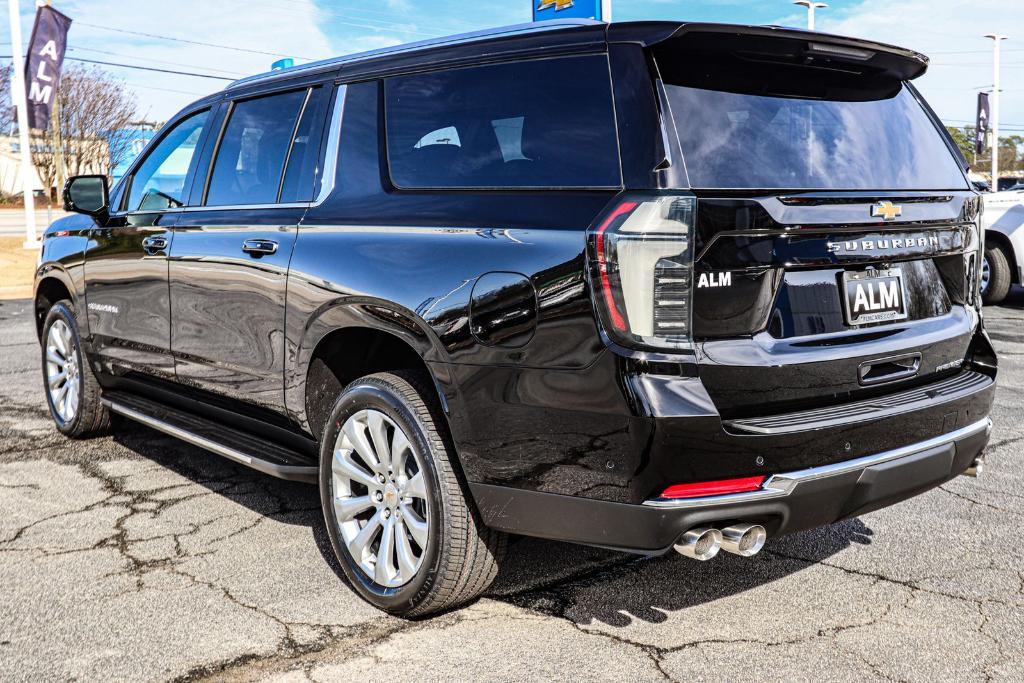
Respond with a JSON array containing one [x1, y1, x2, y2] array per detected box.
[[103, 399, 317, 479], [225, 19, 603, 91], [313, 85, 347, 206], [643, 417, 992, 509], [179, 203, 309, 212]]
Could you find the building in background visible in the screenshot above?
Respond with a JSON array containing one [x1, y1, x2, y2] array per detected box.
[[107, 122, 159, 183]]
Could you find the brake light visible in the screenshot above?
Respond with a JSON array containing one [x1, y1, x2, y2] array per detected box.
[[660, 476, 766, 499], [587, 194, 696, 351]]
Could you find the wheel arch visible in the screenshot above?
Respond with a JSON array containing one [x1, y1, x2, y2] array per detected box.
[[293, 300, 455, 439], [34, 269, 79, 340]]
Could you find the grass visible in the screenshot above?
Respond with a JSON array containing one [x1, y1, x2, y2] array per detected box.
[[0, 237, 39, 300]]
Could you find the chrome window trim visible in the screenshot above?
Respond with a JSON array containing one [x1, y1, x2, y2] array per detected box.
[[123, 208, 185, 217], [179, 202, 310, 212], [313, 84, 347, 206], [643, 417, 992, 509]]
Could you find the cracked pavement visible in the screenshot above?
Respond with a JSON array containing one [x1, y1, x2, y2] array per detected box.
[[1, 292, 1022, 682]]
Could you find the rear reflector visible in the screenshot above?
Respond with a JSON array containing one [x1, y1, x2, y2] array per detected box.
[[660, 476, 766, 499]]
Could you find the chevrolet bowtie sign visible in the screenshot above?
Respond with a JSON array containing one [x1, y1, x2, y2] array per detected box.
[[533, 0, 605, 21], [871, 201, 903, 221], [24, 6, 72, 131], [537, 0, 575, 9]]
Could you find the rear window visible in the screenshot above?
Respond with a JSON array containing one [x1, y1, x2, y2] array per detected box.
[[384, 55, 621, 189], [664, 84, 968, 191]]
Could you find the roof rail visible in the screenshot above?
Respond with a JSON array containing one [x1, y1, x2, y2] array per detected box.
[[225, 18, 605, 91]]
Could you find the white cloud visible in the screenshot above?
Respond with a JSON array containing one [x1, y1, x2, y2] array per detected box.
[[57, 0, 335, 121], [816, 0, 1024, 134]]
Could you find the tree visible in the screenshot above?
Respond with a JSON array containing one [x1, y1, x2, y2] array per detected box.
[[0, 63, 14, 134], [945, 125, 975, 162], [27, 64, 137, 195]]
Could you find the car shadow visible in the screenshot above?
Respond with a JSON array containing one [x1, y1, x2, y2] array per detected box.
[[487, 518, 873, 627], [995, 284, 1024, 309], [112, 421, 872, 625]]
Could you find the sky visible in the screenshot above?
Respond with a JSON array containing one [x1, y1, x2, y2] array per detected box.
[[0, 0, 1021, 136]]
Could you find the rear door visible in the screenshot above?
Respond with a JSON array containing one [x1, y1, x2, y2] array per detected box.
[[83, 108, 212, 378], [168, 85, 329, 412]]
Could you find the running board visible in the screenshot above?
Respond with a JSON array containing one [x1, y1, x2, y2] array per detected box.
[[102, 391, 319, 483]]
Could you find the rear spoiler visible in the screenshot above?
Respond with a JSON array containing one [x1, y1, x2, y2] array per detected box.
[[608, 21, 929, 82]]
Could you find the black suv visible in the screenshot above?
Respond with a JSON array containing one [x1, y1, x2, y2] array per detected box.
[[36, 19, 996, 616]]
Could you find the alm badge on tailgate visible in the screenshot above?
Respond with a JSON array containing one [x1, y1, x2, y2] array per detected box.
[[842, 268, 908, 325]]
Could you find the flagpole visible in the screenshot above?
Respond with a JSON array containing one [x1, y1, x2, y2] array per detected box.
[[8, 0, 38, 249], [40, 0, 62, 200]]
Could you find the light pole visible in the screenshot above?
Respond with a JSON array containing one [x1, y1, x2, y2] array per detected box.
[[985, 34, 1007, 190], [793, 1, 827, 31]]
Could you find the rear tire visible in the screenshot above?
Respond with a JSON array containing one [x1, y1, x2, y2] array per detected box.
[[40, 300, 110, 438], [319, 370, 506, 617], [981, 243, 1012, 305]]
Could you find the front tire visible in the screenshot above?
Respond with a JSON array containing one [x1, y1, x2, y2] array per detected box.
[[41, 300, 110, 438], [319, 371, 505, 617], [981, 243, 1012, 305]]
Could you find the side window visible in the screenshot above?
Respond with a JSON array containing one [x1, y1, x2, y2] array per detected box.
[[205, 89, 308, 206], [280, 87, 329, 203], [126, 110, 209, 212], [384, 55, 621, 189]]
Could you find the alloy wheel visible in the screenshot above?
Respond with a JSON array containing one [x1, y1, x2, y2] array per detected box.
[[330, 409, 429, 588], [45, 319, 80, 424], [980, 255, 991, 294]]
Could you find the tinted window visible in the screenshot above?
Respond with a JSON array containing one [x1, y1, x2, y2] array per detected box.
[[127, 110, 208, 211], [385, 56, 620, 189], [206, 89, 307, 206], [280, 87, 329, 203], [664, 84, 968, 190]]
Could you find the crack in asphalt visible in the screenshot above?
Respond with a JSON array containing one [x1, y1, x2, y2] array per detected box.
[[3, 296, 1024, 681], [937, 484, 1024, 517]]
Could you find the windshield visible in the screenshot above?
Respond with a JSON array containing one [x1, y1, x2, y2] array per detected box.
[[664, 84, 968, 191]]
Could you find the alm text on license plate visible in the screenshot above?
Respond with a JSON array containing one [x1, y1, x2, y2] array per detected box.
[[842, 268, 908, 326]]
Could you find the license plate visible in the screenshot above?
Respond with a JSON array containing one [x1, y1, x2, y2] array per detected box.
[[842, 268, 908, 326]]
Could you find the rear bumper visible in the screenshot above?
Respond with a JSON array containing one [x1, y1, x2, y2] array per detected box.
[[471, 417, 991, 554]]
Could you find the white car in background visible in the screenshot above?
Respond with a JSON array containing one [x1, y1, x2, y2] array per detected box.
[[982, 187, 1024, 304]]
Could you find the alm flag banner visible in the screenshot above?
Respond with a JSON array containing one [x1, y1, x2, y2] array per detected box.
[[25, 5, 72, 130]]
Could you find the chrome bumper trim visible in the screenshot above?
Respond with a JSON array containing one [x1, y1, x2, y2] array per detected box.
[[643, 417, 992, 509]]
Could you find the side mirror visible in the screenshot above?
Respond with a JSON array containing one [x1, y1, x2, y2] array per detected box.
[[63, 175, 109, 216]]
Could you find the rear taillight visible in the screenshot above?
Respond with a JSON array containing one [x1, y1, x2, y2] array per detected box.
[[587, 194, 696, 351], [971, 206, 984, 309]]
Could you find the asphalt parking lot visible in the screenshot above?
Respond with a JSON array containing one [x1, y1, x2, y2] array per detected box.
[[1, 294, 1022, 682]]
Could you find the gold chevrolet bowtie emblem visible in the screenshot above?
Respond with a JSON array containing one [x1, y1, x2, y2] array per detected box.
[[537, 0, 575, 10], [871, 201, 903, 221]]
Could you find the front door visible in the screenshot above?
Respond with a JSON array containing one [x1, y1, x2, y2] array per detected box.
[[169, 86, 329, 412], [83, 108, 212, 378]]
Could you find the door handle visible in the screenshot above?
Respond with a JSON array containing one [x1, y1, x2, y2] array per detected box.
[[141, 236, 168, 253], [858, 352, 922, 386], [242, 238, 279, 256]]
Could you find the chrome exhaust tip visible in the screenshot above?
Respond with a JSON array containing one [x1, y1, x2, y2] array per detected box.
[[719, 523, 767, 557], [964, 457, 985, 478], [673, 527, 722, 561]]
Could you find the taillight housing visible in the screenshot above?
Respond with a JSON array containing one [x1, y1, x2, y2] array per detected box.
[[587, 194, 696, 352], [964, 195, 984, 309]]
